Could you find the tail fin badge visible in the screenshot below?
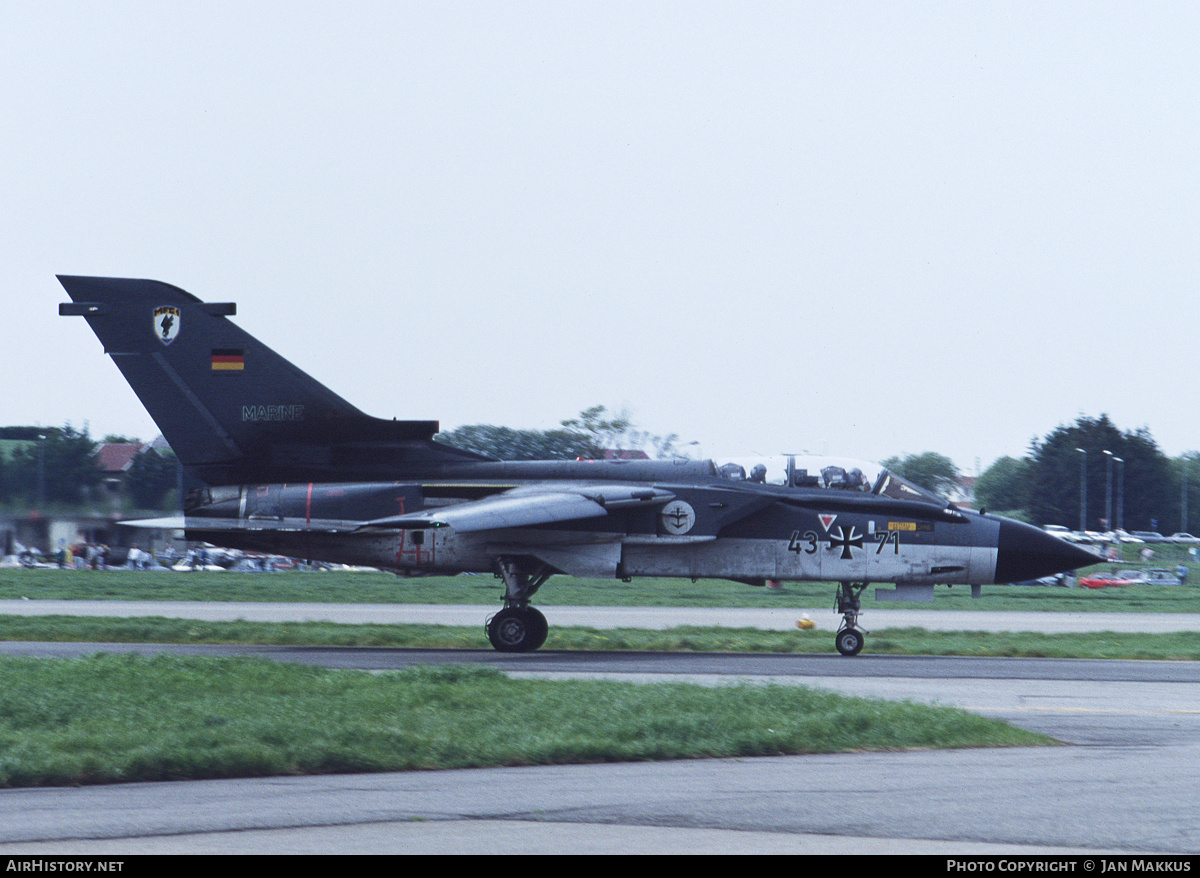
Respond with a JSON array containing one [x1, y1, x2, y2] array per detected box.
[[153, 306, 181, 346]]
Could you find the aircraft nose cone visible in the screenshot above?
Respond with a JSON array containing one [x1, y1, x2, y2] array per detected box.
[[994, 519, 1102, 583]]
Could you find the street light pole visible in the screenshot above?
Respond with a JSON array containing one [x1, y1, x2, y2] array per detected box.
[[1184, 456, 1191, 535], [1114, 457, 1124, 534], [1076, 448, 1087, 533], [36, 433, 46, 509], [1103, 450, 1113, 534]]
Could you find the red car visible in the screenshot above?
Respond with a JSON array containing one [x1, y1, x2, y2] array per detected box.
[[1079, 572, 1138, 589]]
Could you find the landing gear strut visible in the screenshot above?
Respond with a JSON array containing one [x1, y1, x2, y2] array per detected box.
[[835, 582, 867, 657], [485, 557, 552, 652]]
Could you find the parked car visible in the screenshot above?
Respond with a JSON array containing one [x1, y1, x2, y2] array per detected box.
[[1141, 568, 1183, 586], [1018, 574, 1071, 587], [1079, 571, 1139, 589], [1168, 533, 1199, 544], [1130, 531, 1167, 543]]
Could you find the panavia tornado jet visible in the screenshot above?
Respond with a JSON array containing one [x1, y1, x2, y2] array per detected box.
[[59, 276, 1100, 655]]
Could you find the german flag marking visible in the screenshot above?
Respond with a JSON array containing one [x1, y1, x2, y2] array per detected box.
[[211, 348, 245, 371]]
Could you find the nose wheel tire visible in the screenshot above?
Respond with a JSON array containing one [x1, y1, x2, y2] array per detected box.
[[487, 606, 549, 653], [835, 627, 865, 657]]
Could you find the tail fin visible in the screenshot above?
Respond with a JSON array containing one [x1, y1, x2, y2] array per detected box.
[[59, 276, 484, 484]]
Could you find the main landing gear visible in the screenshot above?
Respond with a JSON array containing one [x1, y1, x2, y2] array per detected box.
[[835, 582, 868, 657], [485, 556, 552, 652]]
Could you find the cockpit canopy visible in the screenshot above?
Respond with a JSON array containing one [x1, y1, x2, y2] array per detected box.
[[711, 455, 949, 506]]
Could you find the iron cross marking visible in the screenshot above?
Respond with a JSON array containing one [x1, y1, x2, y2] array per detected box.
[[827, 525, 864, 560]]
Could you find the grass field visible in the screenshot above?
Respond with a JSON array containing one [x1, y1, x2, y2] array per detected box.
[[0, 563, 1192, 787], [0, 655, 1053, 787], [3, 561, 1200, 612]]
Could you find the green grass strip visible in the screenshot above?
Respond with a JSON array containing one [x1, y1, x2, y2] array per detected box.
[[0, 654, 1052, 787], [4, 567, 1200, 612], [0, 615, 1196, 660]]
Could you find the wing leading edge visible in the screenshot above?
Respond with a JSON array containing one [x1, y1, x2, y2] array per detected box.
[[360, 484, 676, 532]]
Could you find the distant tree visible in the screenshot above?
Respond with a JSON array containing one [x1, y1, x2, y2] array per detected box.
[[3, 424, 100, 505], [880, 452, 961, 500], [560, 405, 686, 459], [0, 427, 53, 440], [126, 447, 178, 509], [1174, 451, 1200, 535], [436, 424, 596, 461], [974, 456, 1032, 514], [439, 405, 689, 461], [1027, 414, 1175, 531], [559, 405, 633, 453]]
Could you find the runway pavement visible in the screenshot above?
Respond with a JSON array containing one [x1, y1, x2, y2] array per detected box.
[[2, 598, 1199, 634], [0, 601, 1198, 854]]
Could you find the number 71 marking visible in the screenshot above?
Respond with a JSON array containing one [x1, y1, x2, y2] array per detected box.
[[876, 530, 900, 554]]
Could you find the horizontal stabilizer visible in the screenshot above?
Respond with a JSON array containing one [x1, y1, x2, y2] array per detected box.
[[120, 515, 364, 534], [119, 516, 187, 530]]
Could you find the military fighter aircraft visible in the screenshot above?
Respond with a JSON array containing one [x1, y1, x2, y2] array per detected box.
[[59, 275, 1100, 655]]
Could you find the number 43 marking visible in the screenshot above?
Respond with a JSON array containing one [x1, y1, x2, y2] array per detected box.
[[788, 531, 818, 554]]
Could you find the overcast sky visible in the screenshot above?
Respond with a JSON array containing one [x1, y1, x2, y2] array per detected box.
[[5, 2, 1198, 474]]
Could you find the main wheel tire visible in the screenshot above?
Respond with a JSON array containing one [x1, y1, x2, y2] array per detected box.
[[524, 607, 548, 651], [487, 607, 548, 653], [835, 627, 864, 657]]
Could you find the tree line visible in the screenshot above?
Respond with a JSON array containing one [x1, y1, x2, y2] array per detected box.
[[889, 414, 1199, 535], [0, 425, 177, 510], [446, 407, 1198, 533], [437, 405, 687, 461], [4, 411, 1196, 534], [0, 406, 675, 511]]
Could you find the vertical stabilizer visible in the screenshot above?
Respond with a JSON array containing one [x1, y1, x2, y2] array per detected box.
[[58, 276, 470, 483]]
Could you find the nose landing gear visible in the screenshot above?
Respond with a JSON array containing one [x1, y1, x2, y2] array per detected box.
[[835, 582, 868, 656]]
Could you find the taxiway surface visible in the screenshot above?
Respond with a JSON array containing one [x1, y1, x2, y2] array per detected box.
[[2, 598, 1199, 634]]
